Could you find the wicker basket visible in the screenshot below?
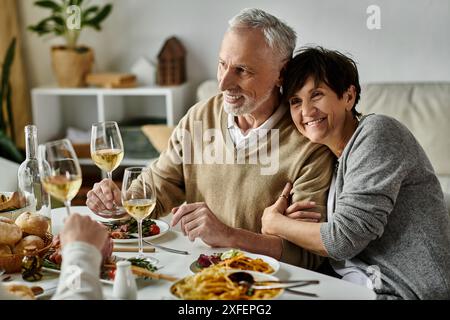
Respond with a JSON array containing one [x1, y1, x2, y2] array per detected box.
[[0, 233, 53, 274]]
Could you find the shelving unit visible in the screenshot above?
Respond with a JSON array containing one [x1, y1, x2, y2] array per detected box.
[[31, 83, 193, 205], [32, 83, 191, 140], [31, 83, 193, 167]]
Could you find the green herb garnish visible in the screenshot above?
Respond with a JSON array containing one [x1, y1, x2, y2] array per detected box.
[[43, 258, 60, 270], [127, 257, 157, 272]]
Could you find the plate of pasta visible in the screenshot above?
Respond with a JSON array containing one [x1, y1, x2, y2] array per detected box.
[[190, 249, 279, 275], [170, 266, 283, 300]]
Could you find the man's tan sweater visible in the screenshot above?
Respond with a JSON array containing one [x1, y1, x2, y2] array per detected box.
[[138, 94, 334, 269]]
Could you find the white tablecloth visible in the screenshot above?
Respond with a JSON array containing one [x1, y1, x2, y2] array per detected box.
[[10, 206, 377, 300]]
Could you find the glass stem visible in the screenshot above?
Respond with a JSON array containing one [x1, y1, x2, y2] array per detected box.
[[138, 219, 144, 258], [64, 200, 71, 218], [106, 172, 117, 211]]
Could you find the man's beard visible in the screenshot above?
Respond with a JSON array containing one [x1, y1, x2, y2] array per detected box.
[[223, 89, 275, 116]]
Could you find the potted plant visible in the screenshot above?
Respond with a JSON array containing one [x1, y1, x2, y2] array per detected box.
[[28, 0, 113, 87], [0, 38, 24, 163]]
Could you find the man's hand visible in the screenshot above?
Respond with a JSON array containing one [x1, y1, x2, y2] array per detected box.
[[86, 179, 121, 213], [170, 202, 232, 247], [60, 213, 109, 252]]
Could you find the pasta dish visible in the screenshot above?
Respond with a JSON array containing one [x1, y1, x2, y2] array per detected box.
[[215, 252, 274, 274], [170, 266, 282, 300]]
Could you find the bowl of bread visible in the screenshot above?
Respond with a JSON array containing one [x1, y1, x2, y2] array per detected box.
[[0, 211, 52, 273]]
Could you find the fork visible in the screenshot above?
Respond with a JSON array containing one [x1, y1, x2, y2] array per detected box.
[[285, 288, 318, 298]]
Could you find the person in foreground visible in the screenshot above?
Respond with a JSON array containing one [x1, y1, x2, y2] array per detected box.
[[261, 47, 450, 299], [86, 8, 334, 269], [0, 214, 108, 300]]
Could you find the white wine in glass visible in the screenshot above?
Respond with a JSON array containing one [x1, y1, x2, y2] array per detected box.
[[91, 121, 125, 217], [122, 167, 157, 262], [38, 139, 82, 217]]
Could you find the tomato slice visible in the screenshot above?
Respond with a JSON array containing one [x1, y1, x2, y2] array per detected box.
[[108, 268, 116, 280], [149, 224, 160, 236]]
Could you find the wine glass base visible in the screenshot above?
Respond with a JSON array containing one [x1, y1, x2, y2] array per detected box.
[[95, 206, 129, 219]]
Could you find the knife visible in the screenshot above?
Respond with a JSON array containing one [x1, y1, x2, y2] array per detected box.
[[128, 235, 190, 255]]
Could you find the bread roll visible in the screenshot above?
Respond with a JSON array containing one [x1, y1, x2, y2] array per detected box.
[[15, 212, 49, 238], [5, 284, 36, 300], [0, 217, 22, 245], [13, 235, 45, 254], [0, 244, 12, 255]]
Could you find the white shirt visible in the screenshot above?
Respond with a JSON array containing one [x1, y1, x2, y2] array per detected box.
[[327, 164, 373, 289], [0, 242, 103, 300], [227, 105, 287, 149]]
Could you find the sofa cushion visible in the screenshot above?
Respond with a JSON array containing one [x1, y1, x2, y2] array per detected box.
[[357, 83, 450, 177], [0, 157, 19, 191]]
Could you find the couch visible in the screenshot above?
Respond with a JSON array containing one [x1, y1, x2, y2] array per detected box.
[[0, 156, 19, 191], [196, 81, 450, 213]]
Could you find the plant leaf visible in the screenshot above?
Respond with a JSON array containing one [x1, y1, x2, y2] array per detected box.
[[1, 38, 15, 110], [83, 4, 112, 28], [0, 131, 23, 163], [68, 0, 84, 6], [81, 6, 99, 22], [34, 0, 62, 11], [5, 84, 15, 144], [28, 16, 65, 36]]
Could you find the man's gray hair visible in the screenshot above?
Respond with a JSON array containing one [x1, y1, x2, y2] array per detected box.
[[228, 8, 297, 63]]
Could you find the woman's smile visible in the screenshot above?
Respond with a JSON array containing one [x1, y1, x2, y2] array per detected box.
[[304, 117, 327, 127]]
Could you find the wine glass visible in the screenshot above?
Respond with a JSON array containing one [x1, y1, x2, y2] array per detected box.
[[38, 139, 82, 217], [91, 121, 125, 217], [122, 167, 157, 262]]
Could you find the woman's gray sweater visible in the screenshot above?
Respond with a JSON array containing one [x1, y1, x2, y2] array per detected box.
[[320, 114, 450, 299]]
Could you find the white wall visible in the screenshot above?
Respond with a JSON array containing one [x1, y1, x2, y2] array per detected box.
[[18, 0, 450, 92]]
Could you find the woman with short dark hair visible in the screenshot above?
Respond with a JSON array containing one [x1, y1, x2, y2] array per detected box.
[[262, 47, 450, 299]]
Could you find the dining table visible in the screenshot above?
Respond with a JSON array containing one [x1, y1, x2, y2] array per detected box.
[[4, 206, 376, 300]]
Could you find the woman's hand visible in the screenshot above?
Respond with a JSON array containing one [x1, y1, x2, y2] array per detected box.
[[286, 201, 322, 223], [262, 183, 322, 235], [262, 183, 292, 235]]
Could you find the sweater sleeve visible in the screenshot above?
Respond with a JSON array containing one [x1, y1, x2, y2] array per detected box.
[[148, 124, 187, 218], [129, 112, 192, 219], [52, 242, 103, 300], [281, 143, 334, 269], [320, 117, 413, 261]]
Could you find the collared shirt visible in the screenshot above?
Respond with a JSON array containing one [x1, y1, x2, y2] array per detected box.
[[227, 105, 287, 149]]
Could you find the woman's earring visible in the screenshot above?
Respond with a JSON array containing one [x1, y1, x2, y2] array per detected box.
[[279, 86, 283, 95]]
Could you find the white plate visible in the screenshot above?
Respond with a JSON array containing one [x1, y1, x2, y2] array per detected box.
[[51, 206, 170, 243], [190, 251, 280, 275], [243, 252, 280, 275], [170, 270, 283, 300], [42, 255, 161, 286], [112, 219, 170, 244]]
